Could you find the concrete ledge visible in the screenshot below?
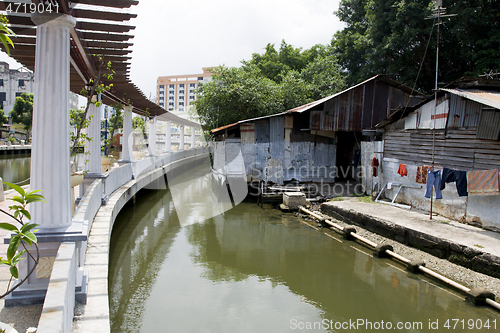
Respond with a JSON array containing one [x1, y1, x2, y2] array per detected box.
[[37, 242, 77, 333], [321, 201, 500, 278]]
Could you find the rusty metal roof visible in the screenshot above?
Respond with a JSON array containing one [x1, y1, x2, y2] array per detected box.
[[440, 88, 500, 110], [0, 0, 175, 119], [211, 75, 423, 134]]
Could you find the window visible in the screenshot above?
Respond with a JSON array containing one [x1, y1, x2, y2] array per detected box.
[[169, 84, 175, 89], [18, 79, 25, 87], [198, 77, 203, 81], [0, 79, 3, 86], [169, 96, 174, 100], [168, 102, 174, 106], [15, 92, 22, 97], [160, 102, 164, 107], [179, 102, 184, 106], [179, 90, 185, 94], [179, 84, 185, 88], [169, 90, 174, 95], [189, 83, 196, 88], [179, 96, 184, 100], [0, 92, 5, 109], [160, 85, 165, 89], [168, 108, 174, 111], [159, 91, 164, 95], [189, 90, 194, 94], [159, 97, 164, 101], [179, 107, 184, 111], [189, 96, 195, 100]]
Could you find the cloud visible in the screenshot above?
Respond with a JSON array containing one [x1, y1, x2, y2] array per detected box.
[[129, 0, 344, 99]]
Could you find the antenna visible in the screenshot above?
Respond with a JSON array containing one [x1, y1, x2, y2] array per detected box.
[[425, 0, 457, 220]]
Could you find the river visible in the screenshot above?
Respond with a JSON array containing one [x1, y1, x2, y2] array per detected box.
[[108, 165, 499, 332], [0, 153, 30, 190]]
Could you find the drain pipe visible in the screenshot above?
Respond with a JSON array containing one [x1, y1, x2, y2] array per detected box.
[[298, 206, 500, 312]]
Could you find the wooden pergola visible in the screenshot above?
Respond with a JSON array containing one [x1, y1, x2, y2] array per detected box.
[[0, 0, 166, 117]]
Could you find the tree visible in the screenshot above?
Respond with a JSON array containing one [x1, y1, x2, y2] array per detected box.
[[10, 93, 33, 141], [103, 104, 124, 155], [195, 42, 345, 130], [0, 109, 7, 127], [0, 14, 15, 55], [333, 0, 500, 93], [71, 57, 114, 156], [194, 65, 283, 130]]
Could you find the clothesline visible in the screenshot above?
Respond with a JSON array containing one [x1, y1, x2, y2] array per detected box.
[[394, 163, 500, 199]]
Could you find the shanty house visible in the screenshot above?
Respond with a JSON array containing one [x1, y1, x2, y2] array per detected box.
[[211, 75, 423, 186], [369, 78, 500, 230]]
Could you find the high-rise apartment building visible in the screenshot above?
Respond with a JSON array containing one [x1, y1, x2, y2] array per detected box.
[[156, 67, 212, 112]]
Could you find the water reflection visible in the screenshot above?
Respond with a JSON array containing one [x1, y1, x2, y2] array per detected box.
[[0, 153, 30, 189], [109, 190, 181, 332], [109, 166, 499, 332]]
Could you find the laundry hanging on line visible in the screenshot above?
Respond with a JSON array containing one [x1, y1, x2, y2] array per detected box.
[[440, 168, 468, 197], [397, 164, 407, 177], [467, 168, 500, 196], [424, 169, 443, 200], [372, 157, 379, 177], [416, 166, 431, 184]]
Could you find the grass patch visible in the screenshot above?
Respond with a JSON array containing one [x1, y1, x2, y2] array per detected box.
[[357, 196, 373, 203], [437, 220, 450, 224], [329, 196, 344, 202], [474, 244, 484, 248]]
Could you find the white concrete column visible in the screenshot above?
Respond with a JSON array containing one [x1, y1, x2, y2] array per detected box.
[[148, 116, 157, 156], [85, 94, 102, 174], [191, 126, 196, 149], [30, 13, 76, 230], [179, 125, 184, 151], [165, 120, 171, 152], [122, 105, 133, 162]]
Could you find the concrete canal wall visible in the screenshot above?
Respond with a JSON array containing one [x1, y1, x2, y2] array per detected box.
[[0, 144, 31, 155], [33, 148, 211, 333]]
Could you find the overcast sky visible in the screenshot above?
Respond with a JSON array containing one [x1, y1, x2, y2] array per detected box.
[[0, 0, 344, 102]]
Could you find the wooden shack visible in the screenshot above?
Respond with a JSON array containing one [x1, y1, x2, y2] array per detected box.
[[211, 75, 423, 186], [371, 77, 500, 230]]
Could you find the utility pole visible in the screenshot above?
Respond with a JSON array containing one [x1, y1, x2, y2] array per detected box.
[[426, 0, 456, 220]]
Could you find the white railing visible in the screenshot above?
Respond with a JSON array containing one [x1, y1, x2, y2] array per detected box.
[[73, 179, 102, 229], [103, 163, 133, 200], [133, 156, 156, 179]]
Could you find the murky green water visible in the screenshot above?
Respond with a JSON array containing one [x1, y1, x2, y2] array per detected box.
[[0, 153, 31, 189], [109, 167, 499, 333]]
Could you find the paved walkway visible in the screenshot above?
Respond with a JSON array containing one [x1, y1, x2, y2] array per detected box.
[[321, 197, 500, 277]]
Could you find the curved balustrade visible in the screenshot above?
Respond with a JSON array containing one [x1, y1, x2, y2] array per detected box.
[[37, 147, 211, 333]]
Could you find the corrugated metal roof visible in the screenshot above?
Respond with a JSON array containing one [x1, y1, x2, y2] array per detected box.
[[211, 75, 423, 134], [441, 89, 500, 110]]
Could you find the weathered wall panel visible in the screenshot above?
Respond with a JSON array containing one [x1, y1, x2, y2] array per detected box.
[[447, 94, 482, 128], [269, 117, 285, 166], [225, 139, 245, 178], [384, 128, 500, 170], [254, 122, 270, 179], [213, 141, 226, 172], [476, 108, 500, 140], [240, 124, 256, 179], [319, 78, 415, 132]]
